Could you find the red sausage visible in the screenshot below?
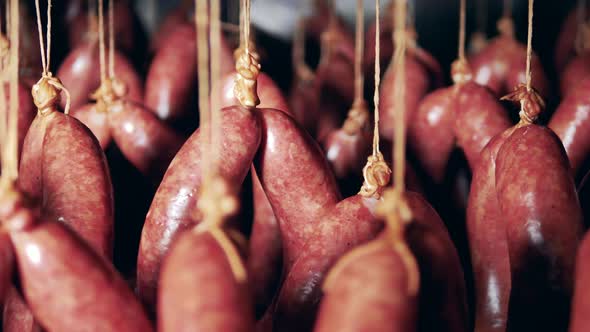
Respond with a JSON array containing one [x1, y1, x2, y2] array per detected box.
[[288, 72, 321, 135], [313, 240, 417, 332], [136, 105, 261, 312], [158, 230, 255, 332], [495, 125, 582, 331], [321, 123, 371, 180], [106, 100, 184, 181], [144, 23, 233, 123], [219, 71, 289, 113], [549, 77, 590, 176], [467, 131, 512, 332], [470, 36, 550, 98], [248, 170, 283, 316], [57, 41, 143, 110], [379, 54, 430, 141], [0, 188, 153, 332], [316, 30, 355, 105], [2, 287, 39, 332], [19, 110, 114, 257], [560, 53, 590, 97], [569, 231, 590, 332], [272, 194, 384, 331], [0, 231, 12, 303], [150, 6, 189, 53], [69, 103, 112, 150], [254, 108, 341, 269], [555, 8, 586, 73]]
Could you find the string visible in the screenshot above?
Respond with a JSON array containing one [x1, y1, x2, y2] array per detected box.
[[392, 0, 407, 193], [372, 0, 381, 157], [34, 0, 47, 75], [108, 0, 114, 78], [353, 0, 364, 104], [458, 0, 466, 61], [525, 0, 533, 91], [98, 0, 106, 82], [7, 0, 18, 179], [211, 0, 222, 173], [243, 0, 251, 54], [195, 0, 210, 180]]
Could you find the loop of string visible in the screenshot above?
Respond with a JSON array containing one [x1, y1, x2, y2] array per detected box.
[[359, 0, 391, 199]]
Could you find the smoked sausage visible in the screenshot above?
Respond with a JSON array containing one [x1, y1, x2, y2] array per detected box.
[[0, 184, 153, 332], [136, 105, 261, 313], [559, 53, 590, 97], [569, 230, 590, 332], [158, 230, 255, 332], [549, 77, 590, 177]]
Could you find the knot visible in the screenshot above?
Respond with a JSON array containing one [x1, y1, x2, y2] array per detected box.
[[32, 74, 64, 115], [501, 83, 545, 125], [111, 77, 129, 98], [342, 99, 369, 135], [497, 17, 515, 38], [451, 58, 473, 85], [359, 152, 392, 198], [233, 48, 261, 108], [196, 176, 239, 230]]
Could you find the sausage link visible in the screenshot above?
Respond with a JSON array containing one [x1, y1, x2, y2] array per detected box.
[[467, 130, 512, 332], [248, 170, 283, 317], [136, 105, 261, 312], [0, 193, 153, 332], [254, 108, 341, 269], [158, 230, 254, 332], [273, 195, 383, 331], [495, 125, 583, 331], [19, 111, 114, 257], [57, 41, 143, 111], [2, 287, 41, 332], [569, 231, 590, 332], [0, 231, 12, 303], [549, 78, 590, 176], [70, 103, 112, 150], [107, 100, 184, 182], [559, 54, 590, 97], [313, 240, 417, 332]]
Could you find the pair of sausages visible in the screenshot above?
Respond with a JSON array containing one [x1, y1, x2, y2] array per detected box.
[[470, 35, 550, 99], [410, 80, 511, 183], [468, 111, 583, 331], [0, 182, 152, 331], [57, 39, 143, 110], [314, 191, 467, 332]]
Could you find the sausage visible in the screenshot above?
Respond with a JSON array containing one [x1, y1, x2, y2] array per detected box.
[[549, 77, 590, 177], [254, 108, 341, 269], [555, 7, 586, 74], [453, 81, 512, 168], [66, 0, 144, 62], [467, 130, 512, 332], [2, 287, 40, 332], [559, 54, 590, 97], [57, 40, 143, 110], [0, 187, 153, 332], [136, 105, 261, 313], [69, 103, 112, 150], [569, 230, 590, 332], [304, 1, 352, 47], [495, 125, 582, 331], [316, 30, 355, 105], [288, 71, 321, 135], [0, 231, 12, 303], [144, 23, 233, 125], [248, 170, 283, 317], [19, 109, 114, 257], [470, 36, 550, 98], [150, 5, 190, 53], [316, 91, 344, 141], [321, 123, 371, 181], [272, 194, 384, 331], [379, 54, 431, 141], [106, 100, 184, 182], [313, 240, 417, 332], [158, 230, 255, 332]]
